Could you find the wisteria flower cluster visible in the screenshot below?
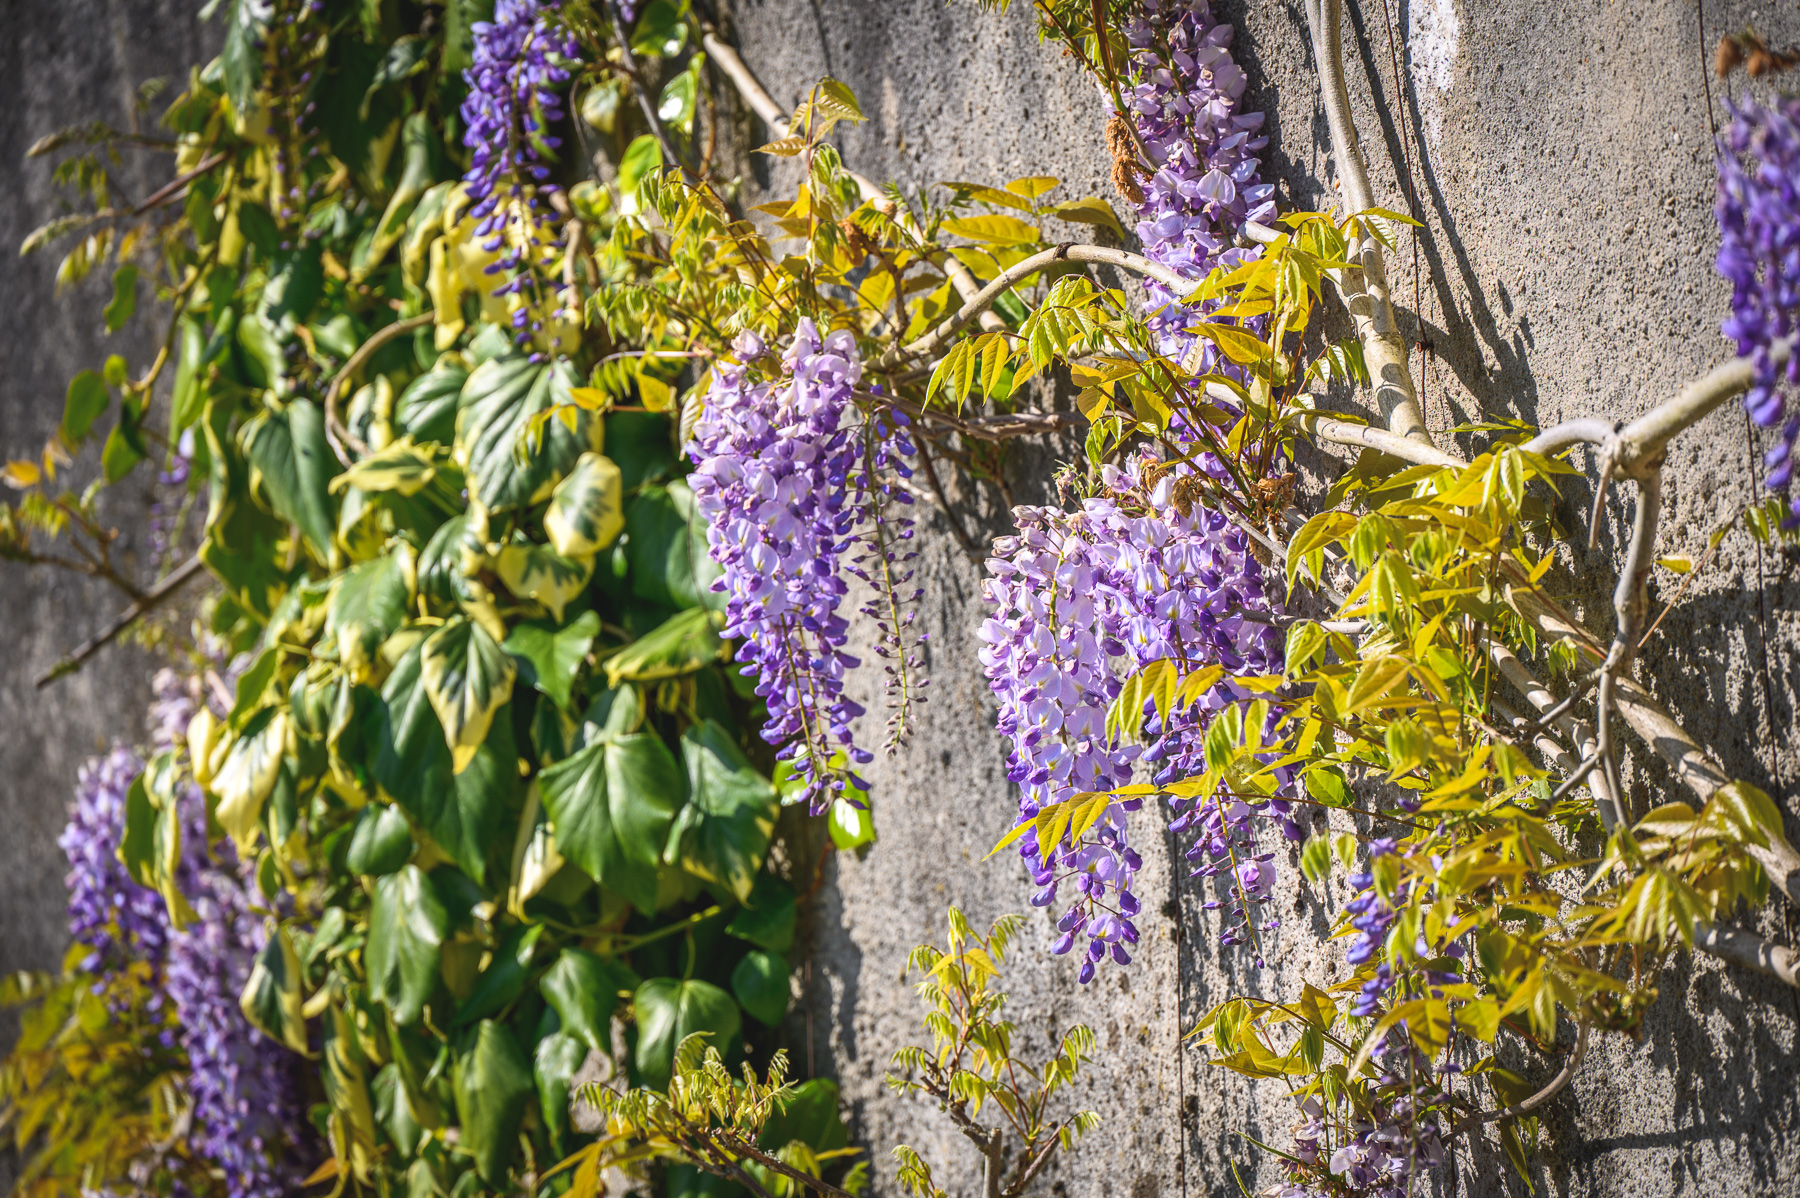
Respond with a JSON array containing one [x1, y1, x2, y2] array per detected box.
[[978, 455, 1286, 981], [1275, 1076, 1448, 1198], [62, 747, 173, 973], [1117, 0, 1277, 370], [1716, 97, 1800, 519], [689, 322, 921, 812], [55, 669, 306, 1198], [461, 0, 580, 339]]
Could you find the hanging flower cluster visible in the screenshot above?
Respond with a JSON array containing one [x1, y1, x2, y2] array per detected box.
[[1716, 97, 1800, 519], [62, 747, 172, 972], [1117, 0, 1277, 369], [689, 322, 921, 812], [1277, 1071, 1449, 1198], [461, 0, 580, 341], [979, 455, 1286, 981], [55, 669, 306, 1198]]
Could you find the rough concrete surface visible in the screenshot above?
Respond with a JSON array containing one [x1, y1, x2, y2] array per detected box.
[[3, 2, 1799, 1197], [717, 2, 1800, 1196], [0, 0, 214, 1072]]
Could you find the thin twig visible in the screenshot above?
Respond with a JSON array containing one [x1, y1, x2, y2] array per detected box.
[[1454, 1022, 1589, 1130], [34, 554, 207, 689], [913, 434, 982, 563], [881, 243, 1196, 370], [322, 313, 435, 465]]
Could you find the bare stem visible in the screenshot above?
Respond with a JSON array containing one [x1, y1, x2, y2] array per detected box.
[[1455, 1021, 1589, 1130], [34, 554, 207, 689], [1299, 0, 1430, 444]]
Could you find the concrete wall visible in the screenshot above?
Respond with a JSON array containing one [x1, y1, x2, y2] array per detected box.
[[5, 1, 1800, 1196], [0, 0, 213, 1054], [718, 1, 1800, 1196]]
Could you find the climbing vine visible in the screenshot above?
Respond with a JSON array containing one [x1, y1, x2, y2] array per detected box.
[[3, 2, 1799, 1198]]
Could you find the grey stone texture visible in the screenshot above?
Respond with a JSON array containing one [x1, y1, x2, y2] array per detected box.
[[716, 1, 1800, 1196], [4, 1, 1800, 1197], [0, 0, 215, 1109]]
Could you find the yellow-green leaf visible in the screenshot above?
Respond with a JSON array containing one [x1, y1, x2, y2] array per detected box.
[[421, 616, 518, 773], [544, 452, 626, 558]]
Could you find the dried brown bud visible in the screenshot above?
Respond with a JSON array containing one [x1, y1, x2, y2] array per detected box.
[[1107, 115, 1146, 206], [1748, 44, 1775, 77], [1717, 34, 1744, 78]]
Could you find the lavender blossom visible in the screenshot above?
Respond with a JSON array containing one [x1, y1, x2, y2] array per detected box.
[[979, 454, 1285, 980], [61, 747, 169, 973], [461, 0, 580, 341], [1716, 97, 1800, 519], [1117, 1, 1276, 370], [689, 322, 922, 811]]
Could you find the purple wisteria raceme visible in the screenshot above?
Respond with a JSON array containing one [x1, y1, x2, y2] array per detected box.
[[61, 747, 170, 973], [1118, 0, 1276, 370], [58, 669, 307, 1198], [689, 322, 921, 811], [461, 0, 580, 339], [145, 667, 308, 1198], [1717, 97, 1800, 519], [1273, 1035, 1450, 1198], [979, 454, 1286, 980]]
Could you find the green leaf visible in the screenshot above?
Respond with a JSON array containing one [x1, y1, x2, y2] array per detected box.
[[725, 875, 796, 954], [1299, 832, 1333, 887], [603, 411, 676, 490], [367, 639, 518, 884], [496, 541, 594, 623], [222, 0, 268, 119], [456, 355, 598, 513], [420, 616, 518, 774], [546, 452, 626, 558], [366, 865, 448, 1026], [372, 1063, 428, 1160], [239, 926, 309, 1053], [730, 951, 790, 1027], [347, 803, 414, 876], [241, 400, 342, 558], [604, 606, 728, 687], [454, 923, 543, 1026], [505, 610, 601, 712], [827, 796, 876, 851], [213, 707, 289, 856], [396, 365, 468, 445], [330, 436, 442, 497], [62, 371, 110, 442], [101, 394, 148, 482], [629, 1, 687, 58], [539, 732, 684, 913], [541, 948, 638, 1054], [632, 978, 741, 1090], [453, 1021, 535, 1184], [668, 721, 777, 903], [617, 134, 665, 214], [535, 1031, 587, 1155], [326, 554, 411, 677], [103, 265, 138, 333], [623, 481, 724, 611]]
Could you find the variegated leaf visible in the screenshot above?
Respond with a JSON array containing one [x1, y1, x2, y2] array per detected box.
[[496, 542, 594, 623], [544, 452, 625, 558], [421, 616, 517, 774], [212, 707, 290, 856]]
